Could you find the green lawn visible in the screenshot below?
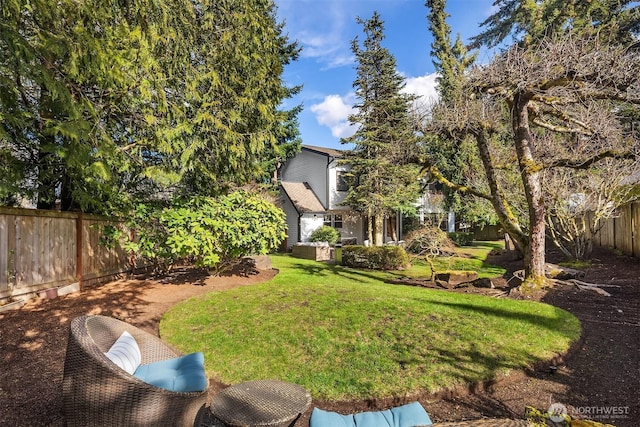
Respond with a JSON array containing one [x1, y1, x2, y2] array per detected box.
[[397, 240, 507, 280], [160, 250, 580, 401]]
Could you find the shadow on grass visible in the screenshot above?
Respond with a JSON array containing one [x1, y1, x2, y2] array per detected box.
[[287, 261, 335, 277], [419, 298, 578, 337]]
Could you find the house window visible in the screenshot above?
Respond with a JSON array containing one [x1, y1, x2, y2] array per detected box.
[[323, 214, 343, 229], [336, 171, 349, 192]]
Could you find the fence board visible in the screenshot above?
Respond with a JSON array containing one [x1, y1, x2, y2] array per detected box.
[[633, 202, 640, 257], [0, 207, 130, 301], [81, 218, 129, 280], [587, 201, 640, 258], [614, 204, 633, 255], [598, 217, 616, 248]]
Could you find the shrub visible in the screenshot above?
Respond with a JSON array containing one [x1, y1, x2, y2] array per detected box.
[[123, 191, 286, 271], [342, 245, 409, 270], [404, 226, 454, 255], [448, 232, 474, 246], [309, 225, 341, 245]]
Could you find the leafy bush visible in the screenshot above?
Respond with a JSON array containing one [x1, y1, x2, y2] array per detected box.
[[448, 232, 474, 246], [342, 245, 409, 270], [309, 225, 341, 245], [122, 191, 286, 271]]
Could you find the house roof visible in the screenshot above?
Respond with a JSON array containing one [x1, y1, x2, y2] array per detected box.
[[302, 144, 343, 158], [280, 181, 325, 213]]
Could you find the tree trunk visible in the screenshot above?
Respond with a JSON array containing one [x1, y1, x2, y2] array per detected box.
[[512, 94, 546, 283], [473, 129, 528, 253], [60, 171, 77, 211], [367, 211, 374, 244], [35, 139, 57, 210], [373, 213, 384, 246], [387, 216, 398, 242]]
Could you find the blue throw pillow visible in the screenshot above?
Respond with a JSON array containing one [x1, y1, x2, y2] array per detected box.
[[310, 408, 356, 427], [310, 402, 432, 427], [133, 352, 207, 393]]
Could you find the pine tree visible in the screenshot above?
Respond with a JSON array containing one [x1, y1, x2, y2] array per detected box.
[[426, 0, 476, 102], [470, 0, 640, 48], [425, 0, 492, 228], [341, 12, 421, 245], [0, 0, 173, 211]]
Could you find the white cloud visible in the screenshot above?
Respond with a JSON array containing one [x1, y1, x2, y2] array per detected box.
[[310, 94, 357, 138], [310, 73, 440, 138], [402, 73, 439, 106], [310, 73, 438, 138]]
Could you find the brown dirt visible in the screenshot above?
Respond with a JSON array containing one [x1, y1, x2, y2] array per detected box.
[[0, 248, 638, 426]]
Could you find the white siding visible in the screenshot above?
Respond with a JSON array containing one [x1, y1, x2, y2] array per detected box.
[[328, 160, 350, 210], [300, 214, 324, 243], [282, 196, 299, 248], [279, 146, 367, 246], [280, 149, 329, 207]]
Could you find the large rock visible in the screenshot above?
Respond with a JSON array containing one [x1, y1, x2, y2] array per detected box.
[[248, 255, 272, 270], [435, 271, 479, 288]]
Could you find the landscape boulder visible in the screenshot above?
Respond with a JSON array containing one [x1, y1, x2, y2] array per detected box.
[[435, 271, 479, 288]]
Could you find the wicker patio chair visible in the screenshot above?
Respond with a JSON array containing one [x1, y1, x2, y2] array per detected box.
[[62, 314, 208, 427]]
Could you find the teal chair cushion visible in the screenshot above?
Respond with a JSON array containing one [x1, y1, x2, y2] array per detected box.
[[133, 352, 207, 393], [310, 402, 432, 427]]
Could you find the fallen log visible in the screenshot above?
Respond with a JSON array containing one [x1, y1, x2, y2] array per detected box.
[[545, 263, 586, 280], [549, 278, 615, 296], [509, 267, 615, 296]]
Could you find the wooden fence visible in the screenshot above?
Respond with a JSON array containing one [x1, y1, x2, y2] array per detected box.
[[0, 207, 130, 301], [588, 201, 640, 257]]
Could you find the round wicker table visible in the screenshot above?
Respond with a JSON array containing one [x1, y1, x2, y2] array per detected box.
[[209, 379, 312, 427]]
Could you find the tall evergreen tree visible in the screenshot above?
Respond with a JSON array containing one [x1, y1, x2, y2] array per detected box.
[[0, 0, 300, 212], [425, 0, 492, 227], [169, 0, 301, 196], [426, 0, 475, 102], [0, 0, 173, 211], [341, 12, 421, 245], [470, 0, 640, 48]]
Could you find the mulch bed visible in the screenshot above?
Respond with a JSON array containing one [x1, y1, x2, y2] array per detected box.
[[0, 247, 638, 426]]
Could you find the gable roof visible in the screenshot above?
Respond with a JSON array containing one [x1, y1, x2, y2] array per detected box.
[[280, 181, 325, 213], [302, 144, 343, 158]]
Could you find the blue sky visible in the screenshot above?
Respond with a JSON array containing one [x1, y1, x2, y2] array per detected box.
[[274, 0, 498, 149]]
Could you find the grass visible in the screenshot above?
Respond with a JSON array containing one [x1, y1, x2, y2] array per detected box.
[[399, 240, 506, 280], [160, 247, 581, 401]]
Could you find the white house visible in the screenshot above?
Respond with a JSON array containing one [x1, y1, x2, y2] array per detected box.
[[278, 145, 363, 248], [278, 145, 454, 248]]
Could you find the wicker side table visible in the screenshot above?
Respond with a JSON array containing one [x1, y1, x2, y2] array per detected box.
[[209, 379, 312, 427]]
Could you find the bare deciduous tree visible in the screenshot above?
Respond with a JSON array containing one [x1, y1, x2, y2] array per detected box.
[[423, 36, 640, 287], [544, 160, 640, 260]]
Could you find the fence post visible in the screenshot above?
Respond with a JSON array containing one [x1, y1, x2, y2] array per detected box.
[[76, 212, 83, 289]]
